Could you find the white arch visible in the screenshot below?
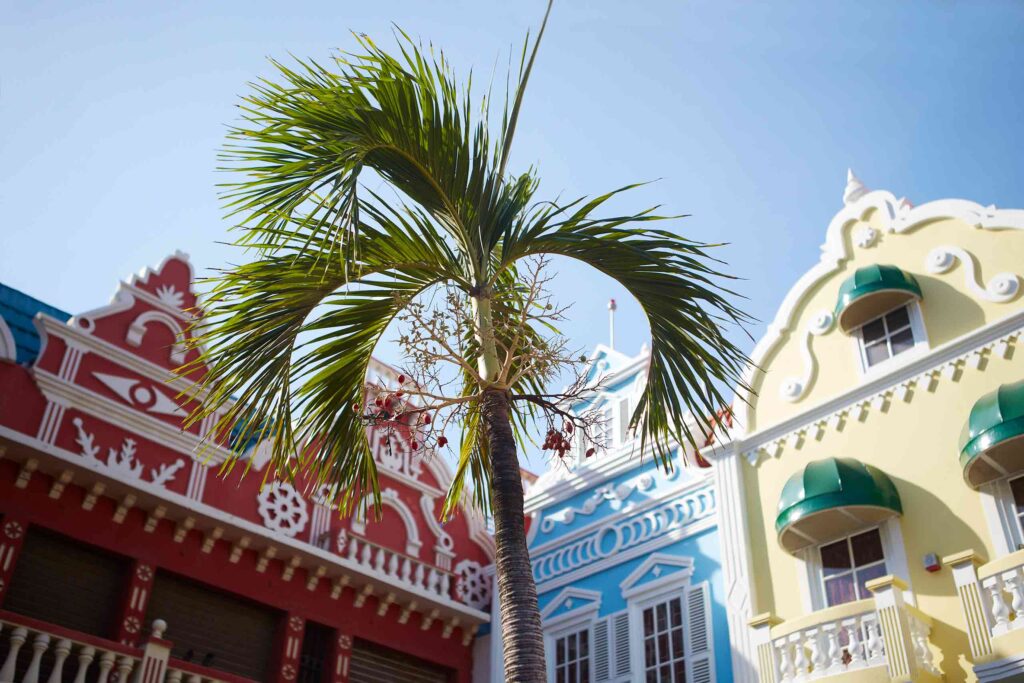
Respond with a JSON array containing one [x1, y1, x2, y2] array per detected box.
[[351, 488, 422, 557], [125, 309, 187, 364], [0, 316, 16, 362]]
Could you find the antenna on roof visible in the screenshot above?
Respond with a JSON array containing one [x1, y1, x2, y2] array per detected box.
[[608, 298, 617, 350]]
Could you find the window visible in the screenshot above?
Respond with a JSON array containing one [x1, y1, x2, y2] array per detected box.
[[641, 597, 686, 682], [1009, 476, 1024, 543], [858, 305, 916, 368], [554, 629, 590, 683], [820, 528, 888, 607]]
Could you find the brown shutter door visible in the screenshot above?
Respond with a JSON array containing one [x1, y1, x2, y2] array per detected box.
[[4, 526, 129, 639], [144, 571, 278, 681], [350, 638, 454, 683]]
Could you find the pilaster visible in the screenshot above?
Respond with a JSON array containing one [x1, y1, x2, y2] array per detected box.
[[327, 631, 352, 683], [117, 560, 157, 647], [0, 516, 28, 608], [273, 613, 305, 683], [749, 612, 781, 683], [944, 549, 994, 661], [865, 575, 915, 682]]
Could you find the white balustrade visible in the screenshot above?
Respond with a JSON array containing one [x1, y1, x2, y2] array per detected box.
[[770, 608, 885, 681], [907, 609, 941, 676], [164, 667, 231, 683], [0, 618, 138, 683], [981, 565, 1024, 638], [345, 536, 453, 598]]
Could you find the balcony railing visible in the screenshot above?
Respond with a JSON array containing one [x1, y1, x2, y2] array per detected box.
[[750, 575, 941, 682], [0, 612, 253, 683], [345, 535, 452, 599]]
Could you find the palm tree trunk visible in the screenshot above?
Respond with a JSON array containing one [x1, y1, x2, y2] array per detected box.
[[480, 387, 546, 683]]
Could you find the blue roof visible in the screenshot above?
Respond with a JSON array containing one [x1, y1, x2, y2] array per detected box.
[[0, 284, 71, 365]]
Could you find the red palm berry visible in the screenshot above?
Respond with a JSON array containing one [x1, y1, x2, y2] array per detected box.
[[411, 441, 419, 451], [437, 436, 448, 447], [398, 374, 406, 383], [422, 413, 432, 424], [586, 448, 596, 458]]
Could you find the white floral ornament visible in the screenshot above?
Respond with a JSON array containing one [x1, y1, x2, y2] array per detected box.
[[257, 483, 309, 538], [280, 664, 296, 681], [3, 520, 23, 540], [123, 616, 141, 635], [454, 560, 491, 609], [853, 225, 878, 248], [135, 564, 154, 582]]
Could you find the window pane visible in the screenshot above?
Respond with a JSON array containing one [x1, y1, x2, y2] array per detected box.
[[568, 634, 577, 659], [579, 630, 588, 657], [865, 341, 890, 367], [645, 637, 657, 667], [1011, 477, 1024, 509], [646, 671, 658, 683], [644, 607, 654, 634], [580, 658, 589, 681], [824, 574, 857, 606], [556, 669, 565, 683], [660, 664, 672, 681], [851, 529, 885, 566], [657, 603, 668, 631], [568, 662, 576, 681], [862, 318, 886, 342], [856, 562, 888, 599], [670, 598, 682, 628], [674, 658, 687, 682], [658, 633, 670, 661], [821, 539, 852, 574], [557, 637, 565, 663], [890, 328, 915, 356], [886, 306, 910, 331], [671, 628, 684, 658]]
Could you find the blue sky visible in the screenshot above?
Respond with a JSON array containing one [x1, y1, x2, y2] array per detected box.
[[3, 0, 1023, 376]]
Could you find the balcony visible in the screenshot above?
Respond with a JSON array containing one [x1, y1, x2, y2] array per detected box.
[[0, 611, 251, 683], [749, 576, 941, 682], [947, 548, 1024, 681]]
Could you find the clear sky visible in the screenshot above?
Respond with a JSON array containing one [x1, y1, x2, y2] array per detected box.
[[3, 1, 1023, 386]]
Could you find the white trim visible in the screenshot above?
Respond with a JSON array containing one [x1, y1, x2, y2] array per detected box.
[[736, 189, 1024, 435], [619, 553, 695, 601], [419, 494, 454, 552], [987, 476, 1024, 555], [125, 310, 187, 365], [540, 587, 602, 625], [351, 488, 423, 557], [0, 421, 490, 624], [0, 316, 16, 362], [738, 309, 1024, 462], [853, 301, 929, 377]]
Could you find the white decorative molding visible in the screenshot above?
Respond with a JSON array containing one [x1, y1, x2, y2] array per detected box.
[[926, 245, 1020, 303], [853, 225, 878, 248], [843, 169, 869, 206], [93, 372, 186, 417], [619, 553, 694, 599], [125, 310, 187, 365], [453, 559, 491, 610], [742, 311, 1024, 464], [419, 495, 454, 551], [735, 174, 1024, 434], [532, 484, 716, 590], [155, 285, 185, 309], [0, 316, 16, 362], [256, 482, 310, 538], [539, 472, 655, 533], [539, 587, 602, 623], [71, 416, 184, 488], [351, 488, 423, 557], [779, 310, 834, 403]]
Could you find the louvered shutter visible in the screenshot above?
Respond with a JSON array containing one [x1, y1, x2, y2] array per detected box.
[[593, 618, 611, 681], [685, 582, 714, 683], [612, 611, 631, 678], [617, 397, 631, 444]]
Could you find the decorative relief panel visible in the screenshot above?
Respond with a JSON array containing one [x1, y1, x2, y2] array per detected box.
[[454, 559, 491, 609], [779, 311, 834, 403], [72, 417, 185, 488], [93, 372, 186, 417], [540, 473, 656, 533], [926, 246, 1020, 303], [256, 482, 310, 538]]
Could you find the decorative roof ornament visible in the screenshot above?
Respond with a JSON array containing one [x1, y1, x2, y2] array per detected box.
[[843, 168, 870, 206]]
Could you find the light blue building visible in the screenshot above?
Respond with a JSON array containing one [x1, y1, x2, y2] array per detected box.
[[481, 344, 733, 683]]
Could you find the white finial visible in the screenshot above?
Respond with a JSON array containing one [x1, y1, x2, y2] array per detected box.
[[151, 619, 167, 639], [608, 299, 617, 351], [843, 169, 869, 206]]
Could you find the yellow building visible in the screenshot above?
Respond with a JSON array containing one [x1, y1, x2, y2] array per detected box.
[[705, 171, 1024, 682]]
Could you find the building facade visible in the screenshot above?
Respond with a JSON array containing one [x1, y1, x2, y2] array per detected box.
[[0, 253, 494, 683], [706, 172, 1024, 682], [481, 345, 734, 683]]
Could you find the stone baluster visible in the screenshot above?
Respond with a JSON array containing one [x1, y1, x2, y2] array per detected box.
[[114, 655, 133, 683], [864, 618, 884, 662], [427, 569, 440, 594], [388, 553, 399, 577], [845, 619, 864, 668], [165, 671, 183, 683], [414, 564, 425, 589], [985, 577, 1012, 635], [71, 646, 95, 683], [776, 639, 794, 682], [790, 633, 808, 680], [1003, 569, 1024, 628], [373, 548, 385, 572], [95, 651, 116, 683], [401, 558, 412, 583], [440, 573, 451, 597], [44, 639, 71, 683], [21, 632, 50, 683], [347, 538, 359, 561], [360, 543, 371, 566], [186, 675, 201, 683], [807, 628, 826, 674], [0, 627, 28, 683], [823, 624, 843, 674]]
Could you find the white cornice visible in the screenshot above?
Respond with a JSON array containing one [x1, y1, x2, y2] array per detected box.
[[0, 422, 490, 625], [735, 189, 1024, 433], [735, 309, 1024, 464]]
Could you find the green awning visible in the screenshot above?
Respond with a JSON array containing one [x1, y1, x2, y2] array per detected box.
[[776, 457, 903, 553], [960, 380, 1024, 488], [835, 265, 923, 333]]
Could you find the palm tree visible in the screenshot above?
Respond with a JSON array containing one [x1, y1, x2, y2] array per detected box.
[[188, 4, 748, 681]]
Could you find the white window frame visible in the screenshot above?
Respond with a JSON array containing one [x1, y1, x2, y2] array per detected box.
[[816, 527, 889, 608], [550, 625, 592, 683], [851, 301, 929, 377], [981, 475, 1024, 557], [621, 555, 714, 683], [541, 588, 601, 683], [795, 516, 913, 613]]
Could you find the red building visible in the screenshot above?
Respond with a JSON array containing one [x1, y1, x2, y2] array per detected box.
[[0, 253, 494, 683]]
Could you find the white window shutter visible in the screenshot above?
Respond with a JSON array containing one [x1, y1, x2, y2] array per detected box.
[[612, 611, 631, 678], [593, 617, 611, 681], [617, 397, 631, 445], [685, 582, 714, 683]]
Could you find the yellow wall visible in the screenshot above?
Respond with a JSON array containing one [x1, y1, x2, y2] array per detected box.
[[740, 203, 1024, 682]]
